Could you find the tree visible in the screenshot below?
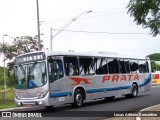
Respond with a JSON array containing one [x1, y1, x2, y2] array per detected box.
[[148, 53, 160, 61], [0, 67, 14, 88], [151, 60, 160, 72], [0, 43, 16, 60], [12, 35, 43, 56], [0, 35, 43, 60], [0, 66, 3, 85], [127, 0, 160, 36], [151, 60, 157, 72]]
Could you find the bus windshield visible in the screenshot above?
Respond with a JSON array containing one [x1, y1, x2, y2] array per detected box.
[[14, 62, 47, 89]]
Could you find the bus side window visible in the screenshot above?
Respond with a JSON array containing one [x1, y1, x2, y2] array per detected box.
[[139, 60, 148, 73], [95, 58, 108, 74], [108, 58, 119, 74], [48, 59, 63, 82], [64, 57, 79, 76], [79, 57, 95, 75], [130, 59, 139, 73], [119, 59, 130, 74]]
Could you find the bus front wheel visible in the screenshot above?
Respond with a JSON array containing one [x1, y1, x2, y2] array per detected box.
[[45, 106, 53, 109], [72, 89, 83, 108], [131, 84, 138, 97]]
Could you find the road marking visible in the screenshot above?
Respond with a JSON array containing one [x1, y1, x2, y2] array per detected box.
[[140, 104, 159, 112], [136, 116, 141, 120], [136, 104, 160, 120]]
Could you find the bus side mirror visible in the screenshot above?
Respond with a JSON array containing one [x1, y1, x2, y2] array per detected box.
[[48, 57, 54, 62]]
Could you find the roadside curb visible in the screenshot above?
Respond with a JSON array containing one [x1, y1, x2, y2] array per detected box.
[[152, 84, 160, 86], [0, 107, 28, 111], [136, 104, 160, 120]]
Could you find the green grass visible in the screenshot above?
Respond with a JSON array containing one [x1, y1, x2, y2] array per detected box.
[[0, 86, 16, 109], [0, 91, 14, 99], [0, 86, 14, 99], [0, 99, 16, 109]]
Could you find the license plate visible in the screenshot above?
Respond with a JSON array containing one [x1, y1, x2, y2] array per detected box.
[[25, 104, 33, 107]]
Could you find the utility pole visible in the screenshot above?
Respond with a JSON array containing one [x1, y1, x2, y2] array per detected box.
[[36, 0, 41, 50], [50, 27, 53, 51], [2, 34, 7, 99]]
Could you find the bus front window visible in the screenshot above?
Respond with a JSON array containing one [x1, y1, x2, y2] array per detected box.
[[14, 65, 27, 89], [14, 62, 47, 89]]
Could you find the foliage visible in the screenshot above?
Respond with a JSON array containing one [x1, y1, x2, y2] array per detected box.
[[0, 43, 16, 60], [0, 86, 15, 109], [148, 53, 160, 72], [0, 35, 43, 60], [151, 60, 160, 72], [0, 99, 16, 109], [148, 53, 160, 61], [127, 0, 160, 36], [12, 35, 43, 56], [0, 66, 14, 88], [0, 67, 3, 85]]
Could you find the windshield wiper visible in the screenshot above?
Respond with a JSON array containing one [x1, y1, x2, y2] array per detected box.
[[19, 64, 26, 75], [28, 62, 37, 79], [27, 62, 37, 88], [30, 62, 37, 73]]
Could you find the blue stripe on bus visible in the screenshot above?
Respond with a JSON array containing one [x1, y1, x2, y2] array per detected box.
[[86, 86, 130, 93], [50, 92, 72, 97], [50, 74, 152, 98], [139, 74, 152, 87]]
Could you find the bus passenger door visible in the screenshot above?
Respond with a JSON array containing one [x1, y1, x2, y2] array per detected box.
[[48, 57, 66, 96]]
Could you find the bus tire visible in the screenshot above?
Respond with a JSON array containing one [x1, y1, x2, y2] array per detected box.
[[45, 106, 53, 109], [125, 84, 138, 98], [105, 96, 115, 102], [131, 84, 138, 97], [72, 89, 83, 108]]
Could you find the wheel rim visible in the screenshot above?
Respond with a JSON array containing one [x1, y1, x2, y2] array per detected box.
[[76, 93, 82, 106], [132, 86, 137, 96]]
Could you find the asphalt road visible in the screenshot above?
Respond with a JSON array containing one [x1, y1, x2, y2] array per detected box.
[[1, 86, 160, 120]]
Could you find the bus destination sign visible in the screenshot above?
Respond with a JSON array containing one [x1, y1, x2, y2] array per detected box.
[[14, 52, 46, 64]]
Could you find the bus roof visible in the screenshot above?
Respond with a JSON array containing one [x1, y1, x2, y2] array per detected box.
[[17, 50, 148, 60]]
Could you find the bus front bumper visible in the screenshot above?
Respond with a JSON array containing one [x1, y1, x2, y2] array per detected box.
[[15, 93, 50, 107]]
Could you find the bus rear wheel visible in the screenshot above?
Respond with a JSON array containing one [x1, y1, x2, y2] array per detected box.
[[72, 89, 83, 108], [125, 84, 138, 98], [105, 96, 115, 102]]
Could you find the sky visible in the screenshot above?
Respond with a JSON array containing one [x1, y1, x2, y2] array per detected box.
[[0, 0, 159, 66]]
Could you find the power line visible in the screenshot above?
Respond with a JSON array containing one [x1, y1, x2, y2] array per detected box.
[[52, 28, 149, 35], [40, 9, 127, 24], [81, 11, 126, 20]]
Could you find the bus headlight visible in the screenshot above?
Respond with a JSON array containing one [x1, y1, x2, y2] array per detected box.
[[15, 94, 20, 100], [38, 90, 49, 99]]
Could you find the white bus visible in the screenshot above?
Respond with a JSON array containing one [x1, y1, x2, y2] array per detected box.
[[14, 51, 152, 108]]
